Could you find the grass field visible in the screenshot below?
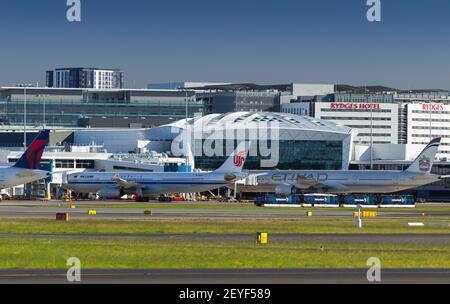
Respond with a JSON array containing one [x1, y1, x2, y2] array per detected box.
[[0, 237, 449, 269], [0, 218, 449, 234], [0, 217, 449, 269]]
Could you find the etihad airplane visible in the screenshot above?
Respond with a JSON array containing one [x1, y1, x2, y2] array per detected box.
[[67, 142, 250, 199], [0, 130, 51, 198], [240, 138, 449, 195]]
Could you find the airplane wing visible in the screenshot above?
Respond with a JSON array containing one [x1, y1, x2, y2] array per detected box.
[[440, 175, 450, 179], [113, 175, 145, 190], [224, 173, 239, 182], [295, 175, 322, 188], [224, 171, 251, 182], [16, 170, 40, 178]]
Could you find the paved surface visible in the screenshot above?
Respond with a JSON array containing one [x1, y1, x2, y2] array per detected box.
[[0, 268, 450, 284], [0, 205, 354, 220], [0, 202, 447, 220], [1, 233, 450, 245]]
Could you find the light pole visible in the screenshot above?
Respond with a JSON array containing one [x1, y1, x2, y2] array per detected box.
[[429, 101, 432, 141], [37, 94, 48, 128], [23, 87, 27, 149], [185, 90, 189, 173], [366, 92, 374, 170], [43, 95, 46, 128]]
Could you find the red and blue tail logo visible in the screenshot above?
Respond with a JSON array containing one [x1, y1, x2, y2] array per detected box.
[[233, 151, 246, 168], [14, 130, 50, 170]]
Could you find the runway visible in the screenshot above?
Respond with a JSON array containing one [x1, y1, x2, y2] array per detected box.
[[0, 205, 359, 220], [0, 201, 446, 220], [1, 268, 450, 284], [1, 233, 450, 245]]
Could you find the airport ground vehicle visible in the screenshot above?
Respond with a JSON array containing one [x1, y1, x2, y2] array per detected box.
[[255, 193, 415, 208]]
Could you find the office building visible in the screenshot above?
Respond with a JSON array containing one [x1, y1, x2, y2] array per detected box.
[[46, 68, 124, 89], [148, 82, 231, 90], [199, 91, 281, 114]]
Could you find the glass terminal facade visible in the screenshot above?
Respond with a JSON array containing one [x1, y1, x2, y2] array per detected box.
[[0, 88, 203, 127], [194, 140, 343, 170]]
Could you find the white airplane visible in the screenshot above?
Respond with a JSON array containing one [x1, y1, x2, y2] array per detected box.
[[67, 142, 250, 200], [0, 130, 51, 198], [240, 138, 449, 195]]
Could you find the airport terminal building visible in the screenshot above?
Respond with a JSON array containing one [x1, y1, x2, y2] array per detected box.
[[0, 87, 201, 127], [146, 112, 354, 171], [0, 112, 354, 197]]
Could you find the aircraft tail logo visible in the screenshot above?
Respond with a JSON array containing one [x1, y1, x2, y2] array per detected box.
[[406, 137, 440, 174], [233, 151, 246, 168], [215, 141, 251, 174], [14, 130, 50, 170], [418, 155, 431, 172]]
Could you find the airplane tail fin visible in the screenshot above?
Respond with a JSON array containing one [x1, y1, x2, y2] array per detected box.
[[13, 130, 50, 170], [405, 138, 440, 174], [215, 141, 251, 174]]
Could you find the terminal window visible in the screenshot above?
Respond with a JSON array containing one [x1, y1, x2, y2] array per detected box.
[[55, 160, 75, 169], [76, 160, 95, 169]]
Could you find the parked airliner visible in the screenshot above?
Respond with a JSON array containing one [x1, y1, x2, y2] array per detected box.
[[67, 142, 250, 199], [240, 138, 448, 195], [0, 130, 50, 199]]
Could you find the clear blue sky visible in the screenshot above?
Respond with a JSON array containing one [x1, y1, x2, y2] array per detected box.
[[0, 0, 449, 89]]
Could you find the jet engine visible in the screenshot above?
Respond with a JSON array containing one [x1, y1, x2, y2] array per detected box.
[[275, 184, 301, 195], [97, 188, 123, 199]]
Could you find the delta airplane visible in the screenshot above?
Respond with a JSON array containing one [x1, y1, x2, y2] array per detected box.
[[0, 130, 50, 199], [67, 142, 250, 199], [241, 138, 449, 195]]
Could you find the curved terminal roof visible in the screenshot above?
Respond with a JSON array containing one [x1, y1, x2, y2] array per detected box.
[[168, 112, 352, 135]]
